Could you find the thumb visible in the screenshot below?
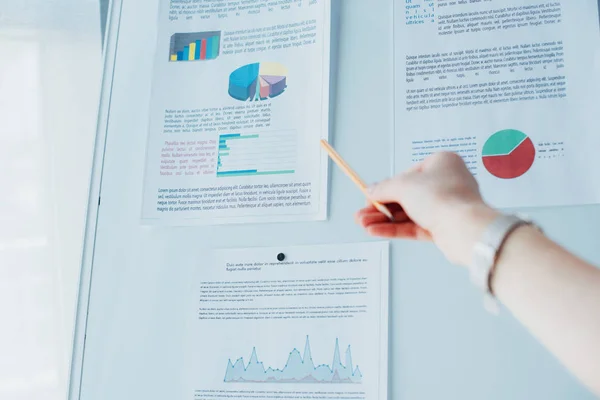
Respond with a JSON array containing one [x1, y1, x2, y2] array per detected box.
[[367, 177, 404, 203]]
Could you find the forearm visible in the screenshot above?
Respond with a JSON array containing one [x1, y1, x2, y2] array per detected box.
[[491, 225, 600, 395], [440, 203, 600, 393]]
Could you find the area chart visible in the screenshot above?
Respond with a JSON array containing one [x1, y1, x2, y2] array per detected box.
[[482, 129, 535, 179], [224, 336, 362, 384], [229, 62, 288, 101]]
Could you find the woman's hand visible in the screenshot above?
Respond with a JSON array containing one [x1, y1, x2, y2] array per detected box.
[[355, 152, 499, 265]]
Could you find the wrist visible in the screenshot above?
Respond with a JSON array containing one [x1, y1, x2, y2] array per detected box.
[[434, 201, 500, 266]]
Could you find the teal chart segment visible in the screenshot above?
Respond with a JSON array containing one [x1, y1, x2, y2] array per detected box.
[[229, 62, 288, 101]]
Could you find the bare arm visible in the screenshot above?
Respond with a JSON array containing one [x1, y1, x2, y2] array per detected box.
[[451, 204, 600, 394], [493, 223, 600, 394], [356, 153, 600, 395]]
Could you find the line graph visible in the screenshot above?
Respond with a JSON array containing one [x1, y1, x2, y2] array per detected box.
[[224, 336, 362, 384]]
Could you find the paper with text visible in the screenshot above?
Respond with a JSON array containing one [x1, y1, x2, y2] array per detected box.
[[395, 0, 600, 208], [142, 0, 330, 224], [183, 242, 389, 400]]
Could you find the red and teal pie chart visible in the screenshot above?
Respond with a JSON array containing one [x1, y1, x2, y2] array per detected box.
[[482, 129, 535, 179]]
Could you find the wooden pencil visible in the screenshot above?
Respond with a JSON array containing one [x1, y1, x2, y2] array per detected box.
[[320, 139, 395, 221]]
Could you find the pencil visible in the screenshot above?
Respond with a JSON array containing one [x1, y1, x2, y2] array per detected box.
[[320, 139, 395, 222]]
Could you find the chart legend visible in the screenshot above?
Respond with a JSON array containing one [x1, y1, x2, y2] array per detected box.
[[229, 62, 288, 101], [169, 31, 220, 62], [482, 129, 535, 179], [217, 131, 297, 178], [224, 336, 362, 384]]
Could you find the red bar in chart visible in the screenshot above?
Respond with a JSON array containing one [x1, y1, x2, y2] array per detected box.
[[200, 39, 207, 60]]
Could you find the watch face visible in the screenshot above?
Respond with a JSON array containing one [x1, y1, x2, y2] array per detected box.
[[471, 242, 496, 291], [472, 215, 522, 294]]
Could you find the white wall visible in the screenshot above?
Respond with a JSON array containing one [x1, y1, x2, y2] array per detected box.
[[77, 1, 599, 399], [0, 1, 101, 398]]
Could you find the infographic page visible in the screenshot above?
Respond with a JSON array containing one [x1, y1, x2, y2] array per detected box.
[[184, 243, 389, 400], [142, 0, 331, 224], [395, 0, 600, 207]]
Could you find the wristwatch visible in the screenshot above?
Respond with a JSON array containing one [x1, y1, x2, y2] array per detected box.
[[470, 213, 539, 314]]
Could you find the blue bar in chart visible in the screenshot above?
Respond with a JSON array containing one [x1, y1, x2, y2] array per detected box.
[[194, 40, 201, 59], [217, 131, 297, 178]]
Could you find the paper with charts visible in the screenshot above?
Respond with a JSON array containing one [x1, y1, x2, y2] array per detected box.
[[141, 1, 331, 224], [184, 242, 389, 400], [394, 0, 600, 208]]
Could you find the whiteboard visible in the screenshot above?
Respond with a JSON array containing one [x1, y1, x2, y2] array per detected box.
[[69, 1, 600, 399]]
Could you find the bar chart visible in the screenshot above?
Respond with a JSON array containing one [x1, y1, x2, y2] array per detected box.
[[217, 131, 297, 178], [169, 31, 221, 62]]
